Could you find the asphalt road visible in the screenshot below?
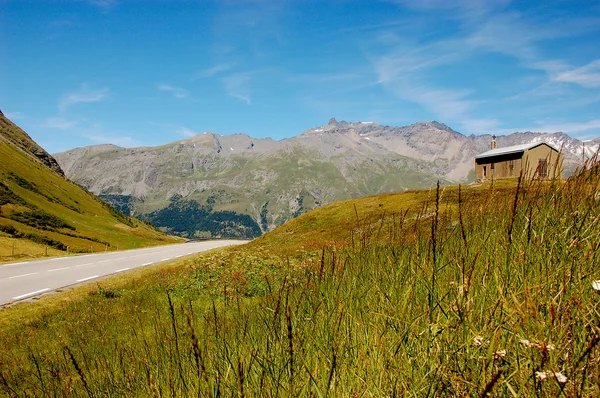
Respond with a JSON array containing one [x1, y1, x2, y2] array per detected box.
[[0, 240, 248, 306]]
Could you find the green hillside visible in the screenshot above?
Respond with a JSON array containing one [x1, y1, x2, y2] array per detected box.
[[1, 159, 599, 395], [0, 112, 180, 262]]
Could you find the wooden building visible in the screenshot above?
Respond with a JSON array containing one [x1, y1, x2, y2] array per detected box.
[[475, 138, 563, 182]]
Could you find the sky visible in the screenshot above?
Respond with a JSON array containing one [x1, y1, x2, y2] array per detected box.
[[1, 0, 600, 153]]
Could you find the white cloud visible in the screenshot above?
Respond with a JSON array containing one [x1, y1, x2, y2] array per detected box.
[[490, 119, 600, 139], [407, 88, 475, 121], [194, 63, 235, 79], [223, 73, 252, 104], [391, 0, 510, 16], [84, 133, 140, 147], [158, 84, 189, 99], [44, 117, 78, 130], [460, 118, 501, 133], [176, 127, 197, 138], [368, 4, 600, 136], [555, 59, 600, 88], [80, 0, 119, 8], [59, 86, 109, 113], [3, 111, 24, 120], [526, 119, 600, 135]]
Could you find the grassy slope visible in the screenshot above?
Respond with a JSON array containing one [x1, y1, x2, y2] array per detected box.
[[0, 117, 181, 262], [1, 165, 599, 396]]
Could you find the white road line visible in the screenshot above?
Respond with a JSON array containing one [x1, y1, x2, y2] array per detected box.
[[13, 288, 50, 300], [174, 255, 183, 258], [115, 267, 130, 273], [9, 272, 38, 279], [77, 275, 98, 282], [48, 267, 69, 272], [98, 260, 111, 264], [75, 263, 93, 267], [142, 262, 153, 266], [160, 258, 171, 262], [48, 258, 62, 261], [3, 261, 30, 267]]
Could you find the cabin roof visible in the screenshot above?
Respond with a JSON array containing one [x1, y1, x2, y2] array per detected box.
[[475, 142, 559, 160]]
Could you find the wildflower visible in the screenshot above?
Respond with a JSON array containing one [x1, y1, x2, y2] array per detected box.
[[494, 349, 507, 359], [473, 336, 484, 346], [553, 371, 568, 384], [535, 371, 547, 381], [546, 343, 555, 351], [519, 339, 532, 348], [592, 280, 600, 292]]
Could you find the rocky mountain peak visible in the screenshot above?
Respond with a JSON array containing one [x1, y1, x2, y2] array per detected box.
[[328, 117, 338, 125], [429, 121, 458, 133]]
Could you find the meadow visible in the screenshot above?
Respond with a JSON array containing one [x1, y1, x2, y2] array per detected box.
[[0, 160, 599, 396]]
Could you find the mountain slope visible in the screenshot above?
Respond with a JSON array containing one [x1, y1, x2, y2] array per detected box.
[[0, 111, 179, 261], [54, 118, 598, 236]]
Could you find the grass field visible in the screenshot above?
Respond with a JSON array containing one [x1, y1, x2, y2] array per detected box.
[[1, 161, 599, 396]]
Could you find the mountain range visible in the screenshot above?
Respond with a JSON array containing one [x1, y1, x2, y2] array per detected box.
[[54, 118, 600, 238]]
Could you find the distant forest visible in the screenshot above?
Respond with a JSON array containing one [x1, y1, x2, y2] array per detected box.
[[100, 194, 261, 239]]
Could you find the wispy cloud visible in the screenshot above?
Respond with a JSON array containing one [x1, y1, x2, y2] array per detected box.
[[176, 127, 197, 138], [44, 117, 78, 130], [194, 63, 235, 79], [80, 0, 119, 9], [158, 84, 190, 99], [3, 111, 24, 120], [523, 119, 600, 135], [223, 73, 252, 104], [391, 0, 509, 10], [59, 86, 109, 113], [84, 133, 140, 147], [555, 59, 600, 88], [147, 121, 202, 138], [48, 19, 79, 28], [368, 3, 600, 135]]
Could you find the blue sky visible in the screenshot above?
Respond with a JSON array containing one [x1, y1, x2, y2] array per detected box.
[[1, 0, 599, 153]]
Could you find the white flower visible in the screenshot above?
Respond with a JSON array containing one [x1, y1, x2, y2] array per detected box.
[[473, 336, 484, 346], [535, 371, 547, 381], [592, 280, 600, 292], [520, 339, 532, 348], [546, 343, 555, 351], [494, 349, 507, 359], [553, 372, 568, 384]]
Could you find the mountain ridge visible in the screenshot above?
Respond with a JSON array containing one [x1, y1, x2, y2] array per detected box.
[[54, 119, 599, 237], [0, 109, 65, 176]]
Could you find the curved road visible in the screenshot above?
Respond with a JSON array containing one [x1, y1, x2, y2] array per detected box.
[[0, 240, 248, 306]]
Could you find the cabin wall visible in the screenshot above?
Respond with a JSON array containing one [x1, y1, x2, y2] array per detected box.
[[474, 144, 563, 181], [522, 145, 563, 179], [475, 152, 523, 180]]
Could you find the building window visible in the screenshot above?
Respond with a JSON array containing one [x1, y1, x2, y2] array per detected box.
[[509, 160, 514, 168], [491, 163, 494, 170], [538, 159, 548, 178]]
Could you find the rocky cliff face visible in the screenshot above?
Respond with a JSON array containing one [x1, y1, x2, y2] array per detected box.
[[54, 119, 597, 235]]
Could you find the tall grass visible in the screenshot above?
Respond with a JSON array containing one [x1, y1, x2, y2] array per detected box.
[[1, 161, 599, 396]]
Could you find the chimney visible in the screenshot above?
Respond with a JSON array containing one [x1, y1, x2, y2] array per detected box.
[[491, 135, 497, 149]]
